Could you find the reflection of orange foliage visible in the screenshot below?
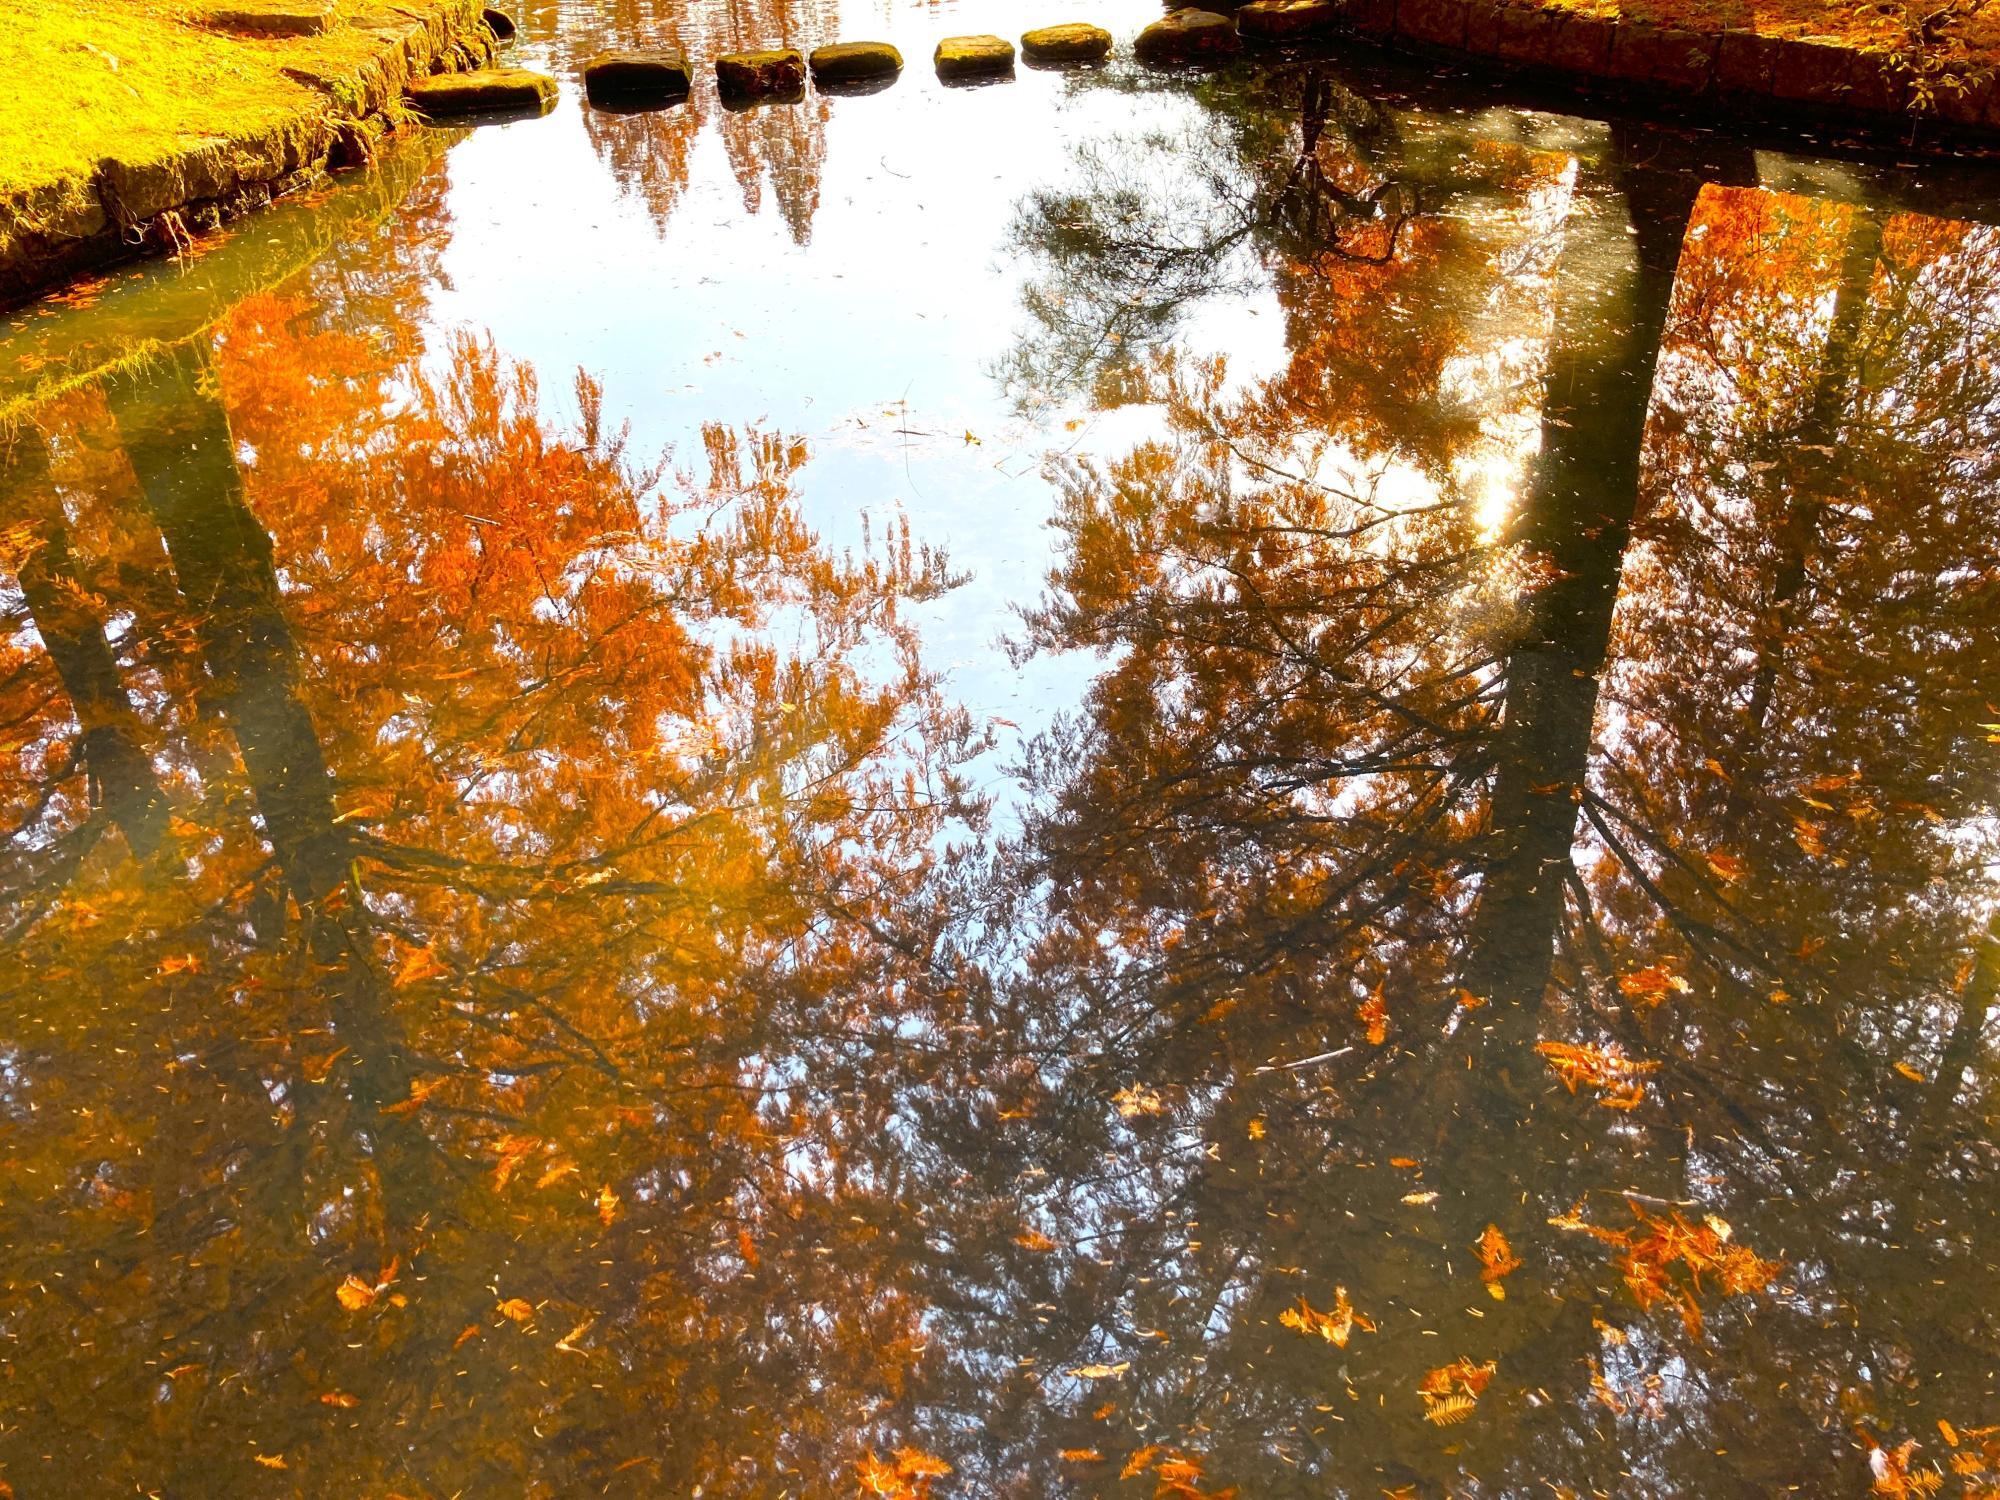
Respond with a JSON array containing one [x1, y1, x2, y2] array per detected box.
[[856, 1447, 952, 1497], [1536, 1039, 1660, 1109]]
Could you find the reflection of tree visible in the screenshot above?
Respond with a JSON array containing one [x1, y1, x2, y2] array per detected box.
[[0, 243, 981, 1491], [550, 0, 836, 244], [920, 160, 2000, 1494], [1, 428, 170, 861]]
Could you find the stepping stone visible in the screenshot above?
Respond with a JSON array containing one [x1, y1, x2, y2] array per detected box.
[[716, 48, 807, 99], [935, 35, 1016, 80], [583, 49, 692, 105], [1020, 22, 1114, 63], [1135, 8, 1241, 63], [481, 7, 516, 40], [406, 69, 558, 116], [1237, 0, 1341, 40], [195, 0, 335, 37], [809, 40, 903, 83]]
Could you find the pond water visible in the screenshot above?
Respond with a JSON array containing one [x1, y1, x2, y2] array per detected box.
[[3, 2, 2000, 1494]]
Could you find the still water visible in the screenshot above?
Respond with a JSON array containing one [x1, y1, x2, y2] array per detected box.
[[3, 0, 1999, 1494]]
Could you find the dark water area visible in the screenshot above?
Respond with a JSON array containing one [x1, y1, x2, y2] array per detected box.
[[2, 1, 1999, 1494]]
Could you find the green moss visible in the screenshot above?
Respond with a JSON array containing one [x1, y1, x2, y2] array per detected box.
[[0, 0, 476, 199]]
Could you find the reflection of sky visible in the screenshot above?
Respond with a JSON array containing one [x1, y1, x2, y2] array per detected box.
[[419, 2, 1289, 809]]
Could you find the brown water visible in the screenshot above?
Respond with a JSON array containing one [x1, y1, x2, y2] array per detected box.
[[2, 3, 1999, 1495]]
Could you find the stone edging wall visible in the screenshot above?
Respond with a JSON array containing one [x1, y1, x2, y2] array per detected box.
[[0, 0, 492, 309], [1328, 0, 1999, 139]]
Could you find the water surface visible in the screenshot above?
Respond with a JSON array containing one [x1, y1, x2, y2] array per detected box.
[[3, 3, 1999, 1495]]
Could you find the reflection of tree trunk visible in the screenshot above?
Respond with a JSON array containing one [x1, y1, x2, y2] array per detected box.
[[1350, 141, 1760, 1489], [1, 426, 171, 857], [102, 342, 349, 902], [1740, 211, 1883, 746], [1923, 909, 1999, 1145], [102, 343, 440, 1225], [1459, 136, 1758, 1041]]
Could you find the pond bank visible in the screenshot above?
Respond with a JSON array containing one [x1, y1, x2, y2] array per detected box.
[[0, 0, 493, 309], [1329, 0, 2000, 144]]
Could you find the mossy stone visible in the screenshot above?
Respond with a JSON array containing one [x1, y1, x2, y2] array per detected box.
[[196, 0, 336, 37], [583, 49, 692, 105], [1134, 8, 1242, 62], [716, 48, 807, 98], [1020, 23, 1114, 63], [934, 35, 1016, 79], [406, 69, 558, 116], [809, 41, 904, 81], [1236, 0, 1341, 40]]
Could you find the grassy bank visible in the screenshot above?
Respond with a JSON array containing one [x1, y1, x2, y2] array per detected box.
[[1, 0, 487, 305]]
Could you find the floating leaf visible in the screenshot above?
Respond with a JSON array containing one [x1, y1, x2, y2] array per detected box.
[[1476, 1224, 1523, 1300], [394, 944, 450, 987], [1357, 987, 1388, 1046], [1112, 1084, 1165, 1118], [1279, 1287, 1370, 1347]]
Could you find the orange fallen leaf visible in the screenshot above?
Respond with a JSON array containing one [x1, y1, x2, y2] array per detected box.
[[496, 1297, 534, 1323]]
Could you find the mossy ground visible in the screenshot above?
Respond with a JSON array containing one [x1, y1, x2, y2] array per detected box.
[[1, 0, 455, 199]]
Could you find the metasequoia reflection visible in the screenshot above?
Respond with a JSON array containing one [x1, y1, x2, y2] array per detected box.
[[920, 139, 2000, 1494], [0, 264, 983, 1491]]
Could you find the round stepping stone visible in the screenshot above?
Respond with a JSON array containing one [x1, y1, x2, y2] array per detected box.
[[481, 7, 516, 39], [1134, 8, 1242, 63], [406, 69, 558, 116], [809, 41, 903, 83], [1236, 0, 1340, 40], [934, 34, 1016, 80], [1020, 23, 1113, 63], [716, 48, 807, 99], [583, 49, 692, 106]]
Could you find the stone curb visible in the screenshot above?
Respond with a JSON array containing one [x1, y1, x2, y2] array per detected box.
[[1324, 0, 2000, 139]]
